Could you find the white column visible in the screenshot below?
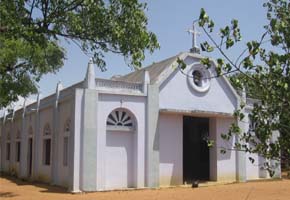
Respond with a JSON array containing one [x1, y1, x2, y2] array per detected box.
[[51, 82, 63, 185], [68, 88, 83, 193], [19, 100, 28, 178], [236, 88, 247, 182], [32, 93, 41, 180]]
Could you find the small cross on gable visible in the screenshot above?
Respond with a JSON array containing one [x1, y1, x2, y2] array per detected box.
[[187, 21, 201, 54]]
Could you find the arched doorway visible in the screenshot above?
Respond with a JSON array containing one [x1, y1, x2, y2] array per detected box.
[[105, 108, 137, 189]]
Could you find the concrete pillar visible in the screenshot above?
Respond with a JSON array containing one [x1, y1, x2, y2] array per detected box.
[[0, 111, 7, 172], [83, 59, 96, 89], [9, 109, 15, 169], [32, 93, 41, 180], [145, 84, 159, 188], [68, 88, 83, 192], [78, 59, 98, 191], [209, 118, 217, 181], [51, 82, 63, 185], [236, 88, 247, 182], [270, 130, 281, 178], [143, 70, 150, 94], [19, 100, 28, 178], [80, 89, 98, 191]]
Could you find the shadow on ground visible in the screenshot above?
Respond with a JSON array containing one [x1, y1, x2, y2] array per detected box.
[[0, 174, 68, 194], [0, 192, 19, 198]]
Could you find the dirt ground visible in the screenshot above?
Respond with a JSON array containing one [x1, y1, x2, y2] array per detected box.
[[1, 176, 290, 200]]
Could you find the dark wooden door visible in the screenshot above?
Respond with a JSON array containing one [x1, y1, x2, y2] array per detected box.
[[183, 116, 209, 183]]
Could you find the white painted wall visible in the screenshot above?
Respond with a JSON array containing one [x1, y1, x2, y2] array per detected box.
[[209, 118, 217, 181], [243, 111, 268, 180], [57, 100, 72, 187], [98, 93, 146, 190], [159, 113, 183, 186], [159, 57, 237, 114], [2, 121, 12, 172], [105, 130, 134, 189], [13, 118, 21, 176], [24, 112, 36, 178], [38, 107, 53, 183], [215, 118, 236, 182]]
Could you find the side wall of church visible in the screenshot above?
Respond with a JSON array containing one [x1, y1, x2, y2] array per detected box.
[[244, 109, 269, 180], [37, 107, 53, 182], [0, 116, 22, 175], [57, 100, 73, 187], [0, 90, 74, 188]]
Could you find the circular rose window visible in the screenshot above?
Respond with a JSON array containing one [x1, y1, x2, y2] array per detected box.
[[187, 63, 211, 93]]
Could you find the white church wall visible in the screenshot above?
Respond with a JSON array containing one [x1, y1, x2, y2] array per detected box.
[[159, 113, 183, 186], [98, 93, 146, 189], [159, 56, 237, 115], [56, 100, 72, 187], [2, 121, 12, 172], [9, 119, 16, 174], [215, 117, 236, 182], [105, 130, 135, 189], [1, 118, 20, 175], [37, 107, 53, 183], [243, 110, 267, 180], [24, 111, 36, 178], [12, 118, 21, 177]]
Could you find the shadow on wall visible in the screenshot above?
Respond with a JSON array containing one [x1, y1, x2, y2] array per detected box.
[[0, 174, 68, 194], [217, 135, 234, 161]]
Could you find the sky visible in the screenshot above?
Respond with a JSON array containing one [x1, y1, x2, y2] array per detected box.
[[36, 0, 268, 98]]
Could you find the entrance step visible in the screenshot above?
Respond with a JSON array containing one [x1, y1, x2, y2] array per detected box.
[[182, 181, 236, 188]]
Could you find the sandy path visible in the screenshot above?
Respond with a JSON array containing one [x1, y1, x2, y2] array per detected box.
[[1, 176, 290, 200]]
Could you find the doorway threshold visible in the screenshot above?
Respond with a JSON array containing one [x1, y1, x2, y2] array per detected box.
[[182, 180, 236, 188]]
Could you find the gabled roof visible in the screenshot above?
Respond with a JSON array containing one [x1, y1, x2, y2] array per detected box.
[[114, 51, 241, 105], [113, 53, 184, 84]]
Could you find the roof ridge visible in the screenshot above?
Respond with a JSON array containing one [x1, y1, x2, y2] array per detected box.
[[114, 52, 184, 83]]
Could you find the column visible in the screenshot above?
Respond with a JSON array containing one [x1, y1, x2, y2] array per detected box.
[[145, 84, 159, 188], [236, 88, 247, 182]]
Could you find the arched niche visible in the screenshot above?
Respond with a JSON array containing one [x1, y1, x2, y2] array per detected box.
[[105, 108, 137, 189]]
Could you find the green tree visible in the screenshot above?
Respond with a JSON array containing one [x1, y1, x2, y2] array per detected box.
[[0, 0, 159, 108], [198, 0, 289, 174]]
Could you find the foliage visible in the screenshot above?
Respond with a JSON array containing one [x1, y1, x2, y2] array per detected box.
[[0, 0, 159, 108], [198, 0, 290, 173]]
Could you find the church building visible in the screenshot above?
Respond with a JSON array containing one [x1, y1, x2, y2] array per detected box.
[[0, 28, 281, 192]]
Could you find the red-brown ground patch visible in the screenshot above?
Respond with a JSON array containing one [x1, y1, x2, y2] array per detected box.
[[1, 176, 290, 200]]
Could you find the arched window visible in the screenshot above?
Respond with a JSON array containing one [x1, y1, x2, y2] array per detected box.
[[64, 119, 71, 133], [106, 109, 135, 131], [43, 123, 51, 165], [16, 130, 21, 162], [63, 119, 70, 167], [7, 131, 10, 140], [6, 132, 11, 161], [43, 124, 51, 136], [16, 130, 21, 139], [28, 126, 33, 136]]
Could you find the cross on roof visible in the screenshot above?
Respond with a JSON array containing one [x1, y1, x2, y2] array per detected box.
[[187, 21, 201, 54]]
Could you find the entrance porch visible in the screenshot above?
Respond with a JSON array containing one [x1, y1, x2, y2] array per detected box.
[[158, 110, 237, 186]]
